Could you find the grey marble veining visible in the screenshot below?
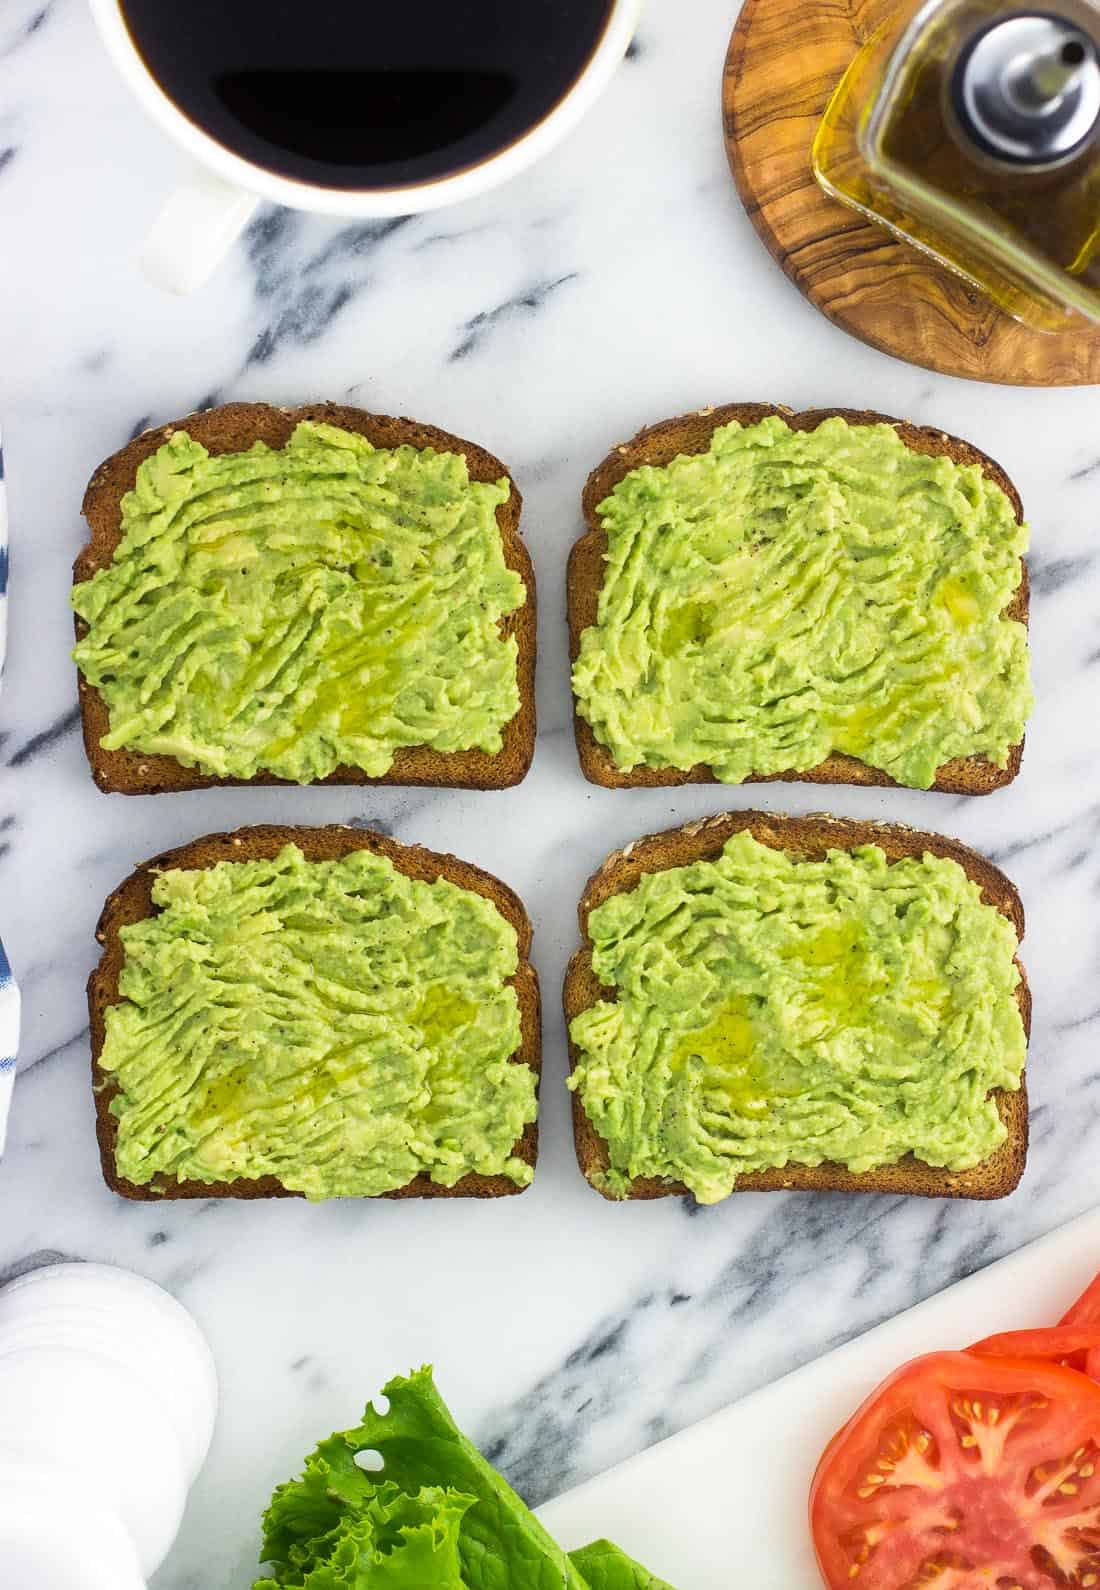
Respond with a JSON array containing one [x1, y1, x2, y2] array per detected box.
[[1, 1, 1099, 1585]]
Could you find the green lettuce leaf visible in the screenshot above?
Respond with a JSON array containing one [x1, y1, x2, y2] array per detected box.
[[569, 1539, 678, 1589], [256, 1481, 471, 1588], [254, 1369, 677, 1590], [256, 1367, 589, 1590]]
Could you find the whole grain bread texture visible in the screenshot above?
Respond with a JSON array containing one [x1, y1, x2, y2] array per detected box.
[[564, 809, 1031, 1202], [568, 403, 1028, 794], [74, 403, 536, 793], [90, 824, 542, 1201]]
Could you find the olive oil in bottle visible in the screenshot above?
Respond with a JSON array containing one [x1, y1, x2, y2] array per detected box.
[[813, 0, 1100, 329]]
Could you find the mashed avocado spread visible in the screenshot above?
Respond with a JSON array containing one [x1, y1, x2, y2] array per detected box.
[[72, 422, 525, 783], [568, 832, 1026, 1204], [99, 845, 537, 1198], [572, 416, 1031, 789]]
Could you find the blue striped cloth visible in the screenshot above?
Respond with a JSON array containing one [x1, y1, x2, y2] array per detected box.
[[0, 434, 17, 1150]]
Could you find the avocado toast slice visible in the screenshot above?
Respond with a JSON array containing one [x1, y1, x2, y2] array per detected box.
[[569, 403, 1029, 794], [74, 402, 536, 792], [564, 810, 1030, 1202], [90, 824, 541, 1201]]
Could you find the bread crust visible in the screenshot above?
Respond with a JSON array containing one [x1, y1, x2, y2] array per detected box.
[[563, 809, 1031, 1202], [90, 825, 542, 1201], [73, 403, 537, 793], [568, 403, 1028, 794]]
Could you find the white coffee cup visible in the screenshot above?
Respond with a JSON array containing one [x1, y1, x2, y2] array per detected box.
[[87, 0, 642, 294]]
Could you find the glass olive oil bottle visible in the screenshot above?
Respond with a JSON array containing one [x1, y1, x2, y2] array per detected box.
[[813, 0, 1100, 329]]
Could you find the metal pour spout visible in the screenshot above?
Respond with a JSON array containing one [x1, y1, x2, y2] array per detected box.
[[952, 11, 1100, 165]]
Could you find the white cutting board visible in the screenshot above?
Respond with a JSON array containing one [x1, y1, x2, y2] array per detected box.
[[538, 1203, 1100, 1588]]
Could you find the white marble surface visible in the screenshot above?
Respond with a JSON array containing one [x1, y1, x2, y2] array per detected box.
[[1, 2, 1099, 1585]]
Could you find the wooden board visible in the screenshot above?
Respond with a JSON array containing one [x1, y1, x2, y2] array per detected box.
[[722, 0, 1100, 385]]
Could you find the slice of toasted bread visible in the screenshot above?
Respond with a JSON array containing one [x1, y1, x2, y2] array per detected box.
[[568, 403, 1028, 795], [564, 810, 1031, 1202], [90, 825, 542, 1201], [74, 402, 536, 793]]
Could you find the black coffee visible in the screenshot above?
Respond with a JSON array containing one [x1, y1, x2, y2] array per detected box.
[[120, 0, 617, 191]]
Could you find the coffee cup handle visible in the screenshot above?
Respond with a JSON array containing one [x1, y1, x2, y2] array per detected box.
[[141, 166, 260, 294]]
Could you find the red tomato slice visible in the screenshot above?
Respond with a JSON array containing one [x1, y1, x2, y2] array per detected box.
[[971, 1329, 1100, 1382], [811, 1351, 1100, 1589], [1062, 1274, 1100, 1330]]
